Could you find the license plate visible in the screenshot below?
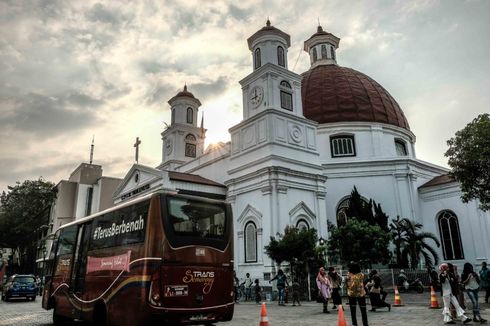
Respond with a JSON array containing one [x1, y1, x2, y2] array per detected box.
[[189, 315, 207, 321]]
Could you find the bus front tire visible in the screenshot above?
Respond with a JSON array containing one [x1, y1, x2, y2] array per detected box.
[[53, 304, 72, 326], [93, 303, 108, 326]]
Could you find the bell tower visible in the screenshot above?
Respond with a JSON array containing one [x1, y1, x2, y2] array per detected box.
[[157, 85, 206, 171], [239, 20, 303, 120]]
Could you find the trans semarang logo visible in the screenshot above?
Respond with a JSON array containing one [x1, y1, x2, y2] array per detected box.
[[182, 270, 215, 294]]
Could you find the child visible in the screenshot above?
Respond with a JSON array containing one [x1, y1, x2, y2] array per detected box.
[[254, 279, 262, 304], [292, 278, 301, 306]]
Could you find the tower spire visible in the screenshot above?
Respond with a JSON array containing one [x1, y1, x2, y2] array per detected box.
[[89, 136, 94, 164]]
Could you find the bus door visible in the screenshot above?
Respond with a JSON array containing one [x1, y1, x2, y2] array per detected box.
[[69, 222, 91, 318]]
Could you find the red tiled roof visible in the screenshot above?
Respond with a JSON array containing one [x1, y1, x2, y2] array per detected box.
[[168, 171, 226, 188], [301, 64, 410, 130], [419, 174, 456, 189]]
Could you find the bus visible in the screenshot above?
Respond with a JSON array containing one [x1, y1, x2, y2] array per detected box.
[[42, 190, 234, 325]]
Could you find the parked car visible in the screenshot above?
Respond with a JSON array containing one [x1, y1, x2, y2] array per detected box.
[[1, 274, 38, 301]]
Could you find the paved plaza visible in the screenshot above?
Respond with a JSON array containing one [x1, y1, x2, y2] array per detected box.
[[0, 292, 488, 325]]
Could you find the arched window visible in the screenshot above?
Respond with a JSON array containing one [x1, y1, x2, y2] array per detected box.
[[277, 46, 285, 67], [395, 139, 408, 156], [321, 44, 328, 59], [296, 219, 309, 230], [171, 109, 175, 124], [186, 107, 193, 124], [438, 211, 464, 260], [330, 135, 356, 157], [330, 46, 336, 61], [336, 196, 369, 226], [279, 80, 293, 111], [244, 222, 257, 263], [254, 48, 261, 69], [312, 47, 318, 62], [185, 134, 197, 158]]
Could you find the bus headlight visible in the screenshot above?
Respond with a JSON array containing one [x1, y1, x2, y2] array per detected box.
[[152, 294, 161, 302]]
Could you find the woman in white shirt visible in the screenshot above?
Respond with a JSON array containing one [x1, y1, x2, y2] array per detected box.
[[462, 263, 487, 324], [439, 263, 471, 324]]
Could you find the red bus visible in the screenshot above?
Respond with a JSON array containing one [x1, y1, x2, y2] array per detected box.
[[42, 191, 234, 325]]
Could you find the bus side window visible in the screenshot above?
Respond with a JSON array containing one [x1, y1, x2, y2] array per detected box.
[[45, 231, 60, 278], [54, 225, 77, 276]]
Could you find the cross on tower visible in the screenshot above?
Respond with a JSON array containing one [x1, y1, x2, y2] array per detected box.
[[134, 137, 141, 164]]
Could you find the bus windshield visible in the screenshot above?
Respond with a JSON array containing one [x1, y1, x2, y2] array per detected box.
[[167, 197, 226, 239]]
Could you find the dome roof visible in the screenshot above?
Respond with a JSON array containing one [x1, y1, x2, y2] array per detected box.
[[301, 64, 410, 130], [168, 85, 201, 106]]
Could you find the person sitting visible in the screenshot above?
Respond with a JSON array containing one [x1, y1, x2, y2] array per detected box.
[[366, 270, 391, 312]]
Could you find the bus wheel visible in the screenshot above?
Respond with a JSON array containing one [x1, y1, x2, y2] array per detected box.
[[53, 304, 72, 325], [93, 303, 108, 326]]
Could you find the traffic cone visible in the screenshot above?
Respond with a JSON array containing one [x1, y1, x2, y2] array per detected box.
[[337, 304, 347, 326], [393, 286, 404, 306], [429, 286, 441, 309], [259, 302, 270, 326]]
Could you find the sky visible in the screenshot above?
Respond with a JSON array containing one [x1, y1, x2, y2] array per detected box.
[[1, 0, 489, 194]]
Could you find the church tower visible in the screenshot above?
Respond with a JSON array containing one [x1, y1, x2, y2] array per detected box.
[[240, 19, 303, 120], [157, 86, 206, 171]]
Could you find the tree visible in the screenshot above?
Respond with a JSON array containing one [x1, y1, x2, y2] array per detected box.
[[390, 217, 440, 268], [345, 187, 389, 230], [0, 178, 56, 272], [400, 219, 440, 269], [445, 113, 490, 211], [327, 219, 391, 268], [389, 216, 405, 267]]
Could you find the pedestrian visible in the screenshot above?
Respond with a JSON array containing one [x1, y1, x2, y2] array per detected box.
[[428, 266, 440, 292], [480, 262, 490, 304], [346, 262, 369, 326], [291, 278, 301, 306], [366, 270, 391, 312], [241, 272, 253, 301], [439, 263, 471, 324], [462, 262, 487, 323], [328, 266, 342, 309], [452, 264, 466, 310], [233, 271, 240, 303], [316, 267, 332, 313], [270, 269, 288, 306], [254, 279, 262, 304]]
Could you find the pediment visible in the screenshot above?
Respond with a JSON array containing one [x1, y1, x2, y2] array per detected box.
[[237, 204, 263, 225], [289, 201, 316, 220], [113, 164, 166, 201]]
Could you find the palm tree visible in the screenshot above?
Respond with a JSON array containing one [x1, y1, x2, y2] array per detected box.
[[399, 218, 440, 269], [389, 216, 405, 267]]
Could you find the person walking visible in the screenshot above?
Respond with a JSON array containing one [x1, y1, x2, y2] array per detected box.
[[317, 267, 332, 313], [462, 263, 487, 323], [439, 263, 471, 324], [366, 270, 391, 312], [241, 272, 253, 301], [291, 278, 301, 306], [254, 279, 262, 304], [270, 269, 288, 306], [480, 262, 490, 304], [233, 271, 240, 303], [346, 262, 369, 326], [328, 266, 342, 310]]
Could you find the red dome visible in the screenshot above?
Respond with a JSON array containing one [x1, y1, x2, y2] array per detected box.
[[301, 65, 410, 130]]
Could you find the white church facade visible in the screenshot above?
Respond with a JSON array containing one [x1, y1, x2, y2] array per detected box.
[[113, 21, 490, 280]]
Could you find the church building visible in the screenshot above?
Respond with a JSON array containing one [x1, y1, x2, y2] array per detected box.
[[114, 21, 490, 280]]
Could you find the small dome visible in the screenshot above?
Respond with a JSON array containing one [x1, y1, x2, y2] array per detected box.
[[301, 65, 410, 130], [168, 85, 201, 106]]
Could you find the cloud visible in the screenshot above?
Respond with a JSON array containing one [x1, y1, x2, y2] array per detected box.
[[0, 91, 100, 136]]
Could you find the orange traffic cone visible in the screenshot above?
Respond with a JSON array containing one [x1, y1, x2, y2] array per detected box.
[[429, 286, 441, 309], [393, 286, 404, 306], [337, 304, 347, 326], [259, 302, 270, 326]]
